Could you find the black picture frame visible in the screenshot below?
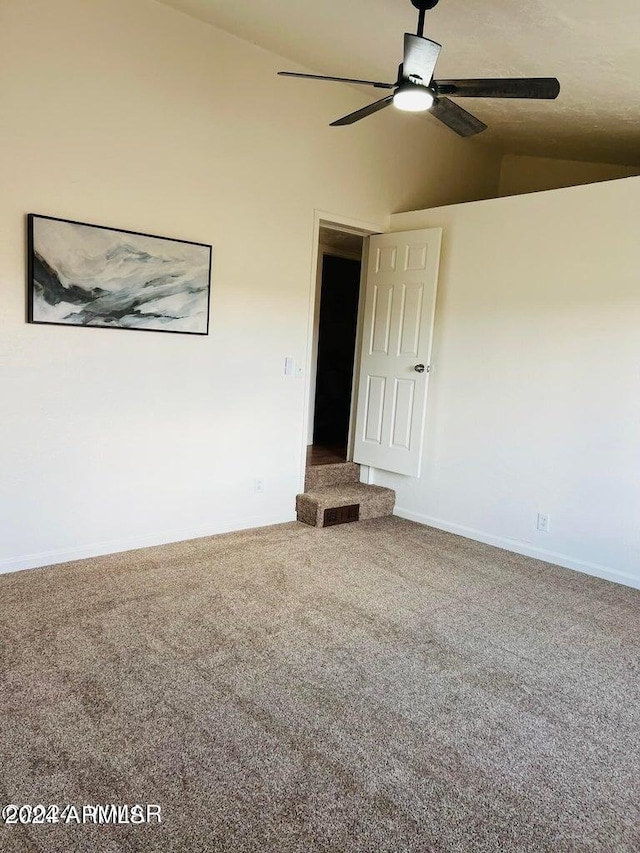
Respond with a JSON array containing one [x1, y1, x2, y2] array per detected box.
[[27, 214, 212, 335]]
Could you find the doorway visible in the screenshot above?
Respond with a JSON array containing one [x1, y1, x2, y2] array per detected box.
[[307, 224, 366, 467]]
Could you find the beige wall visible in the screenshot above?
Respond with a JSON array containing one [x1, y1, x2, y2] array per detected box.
[[499, 154, 639, 196], [377, 177, 640, 589], [0, 0, 502, 571]]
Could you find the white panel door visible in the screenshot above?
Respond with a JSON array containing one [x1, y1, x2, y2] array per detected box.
[[353, 228, 442, 477]]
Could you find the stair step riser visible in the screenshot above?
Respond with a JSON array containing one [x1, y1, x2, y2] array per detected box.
[[305, 462, 360, 491], [296, 486, 395, 529]]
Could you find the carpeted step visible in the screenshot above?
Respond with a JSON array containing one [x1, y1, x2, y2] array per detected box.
[[296, 483, 395, 528], [304, 461, 361, 491]]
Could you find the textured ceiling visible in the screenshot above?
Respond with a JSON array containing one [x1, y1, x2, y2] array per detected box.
[[319, 227, 365, 256], [156, 0, 640, 165]]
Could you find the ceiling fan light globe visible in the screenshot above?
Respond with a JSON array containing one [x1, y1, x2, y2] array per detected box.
[[393, 84, 434, 112]]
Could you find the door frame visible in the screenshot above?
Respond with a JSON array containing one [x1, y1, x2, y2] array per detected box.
[[300, 210, 384, 491]]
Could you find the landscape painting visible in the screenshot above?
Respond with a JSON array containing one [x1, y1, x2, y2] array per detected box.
[[28, 214, 212, 335]]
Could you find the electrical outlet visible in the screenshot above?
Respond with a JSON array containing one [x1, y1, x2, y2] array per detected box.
[[537, 513, 550, 533], [254, 478, 265, 494]]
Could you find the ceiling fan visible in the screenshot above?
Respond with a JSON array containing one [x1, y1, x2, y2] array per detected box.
[[278, 0, 560, 137]]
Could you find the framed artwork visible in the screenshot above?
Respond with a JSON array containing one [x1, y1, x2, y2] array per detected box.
[[27, 214, 212, 335]]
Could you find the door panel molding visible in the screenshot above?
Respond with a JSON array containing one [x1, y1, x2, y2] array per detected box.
[[353, 228, 442, 478]]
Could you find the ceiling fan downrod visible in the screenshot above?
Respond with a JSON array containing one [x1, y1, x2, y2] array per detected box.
[[411, 0, 440, 37]]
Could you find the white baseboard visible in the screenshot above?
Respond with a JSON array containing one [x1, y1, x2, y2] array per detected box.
[[4, 508, 638, 592], [0, 511, 296, 576], [394, 507, 640, 590]]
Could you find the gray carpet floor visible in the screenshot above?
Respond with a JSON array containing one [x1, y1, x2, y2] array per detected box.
[[0, 517, 638, 852]]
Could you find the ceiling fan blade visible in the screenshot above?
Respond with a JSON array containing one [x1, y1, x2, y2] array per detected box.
[[278, 71, 395, 90], [429, 97, 487, 137], [403, 34, 441, 84], [330, 95, 394, 126], [434, 78, 560, 99]]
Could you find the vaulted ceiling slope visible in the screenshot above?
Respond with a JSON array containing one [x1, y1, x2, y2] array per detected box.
[[156, 0, 639, 166]]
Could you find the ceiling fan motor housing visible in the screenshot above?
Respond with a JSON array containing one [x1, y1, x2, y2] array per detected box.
[[411, 0, 440, 9]]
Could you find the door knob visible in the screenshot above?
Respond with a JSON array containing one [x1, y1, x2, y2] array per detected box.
[[414, 364, 425, 373]]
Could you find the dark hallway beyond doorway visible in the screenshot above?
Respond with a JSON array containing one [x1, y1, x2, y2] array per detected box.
[[312, 254, 361, 451]]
